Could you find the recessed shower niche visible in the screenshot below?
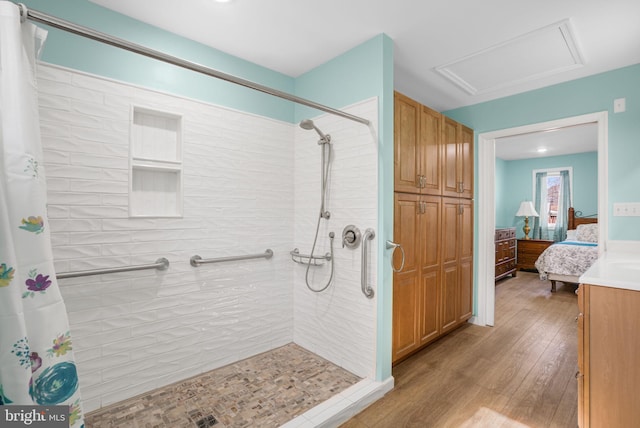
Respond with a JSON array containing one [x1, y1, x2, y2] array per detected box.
[[129, 106, 183, 217]]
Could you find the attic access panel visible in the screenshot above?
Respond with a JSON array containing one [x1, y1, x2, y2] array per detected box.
[[435, 19, 584, 95]]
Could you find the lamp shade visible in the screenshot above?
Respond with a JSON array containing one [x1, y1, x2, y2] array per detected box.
[[516, 201, 539, 217]]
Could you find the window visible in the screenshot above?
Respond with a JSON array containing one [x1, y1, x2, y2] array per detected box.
[[545, 173, 561, 228], [533, 167, 572, 238]]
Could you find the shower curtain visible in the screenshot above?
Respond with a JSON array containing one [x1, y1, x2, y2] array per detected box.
[[0, 3, 84, 426]]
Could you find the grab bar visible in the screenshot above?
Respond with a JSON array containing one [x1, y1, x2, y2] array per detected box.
[[56, 257, 169, 279], [190, 249, 273, 267], [361, 228, 375, 299]]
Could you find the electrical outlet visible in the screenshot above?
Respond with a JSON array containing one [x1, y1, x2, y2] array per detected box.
[[613, 202, 640, 216]]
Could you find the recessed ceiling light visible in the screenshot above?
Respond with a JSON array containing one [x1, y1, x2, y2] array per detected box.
[[537, 148, 548, 153]]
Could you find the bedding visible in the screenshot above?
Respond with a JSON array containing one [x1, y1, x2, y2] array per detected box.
[[534, 209, 599, 292], [534, 240, 598, 281]]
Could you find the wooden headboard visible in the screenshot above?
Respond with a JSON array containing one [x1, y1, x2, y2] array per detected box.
[[568, 207, 598, 230]]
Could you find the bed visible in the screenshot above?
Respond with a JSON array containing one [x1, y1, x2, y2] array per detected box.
[[534, 207, 599, 292]]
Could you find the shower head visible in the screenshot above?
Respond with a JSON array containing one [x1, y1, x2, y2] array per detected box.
[[299, 119, 330, 143]]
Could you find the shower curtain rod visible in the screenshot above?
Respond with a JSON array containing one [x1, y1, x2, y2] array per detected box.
[[19, 5, 371, 126]]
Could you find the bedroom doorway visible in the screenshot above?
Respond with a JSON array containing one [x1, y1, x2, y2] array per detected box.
[[474, 112, 608, 327]]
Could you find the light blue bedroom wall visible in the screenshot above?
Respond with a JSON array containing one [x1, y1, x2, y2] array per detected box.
[[295, 34, 395, 382], [445, 63, 640, 241], [21, 0, 295, 122], [495, 158, 508, 227], [498, 152, 598, 239]]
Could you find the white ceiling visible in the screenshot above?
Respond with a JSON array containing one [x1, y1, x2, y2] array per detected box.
[[495, 123, 598, 161], [88, 0, 640, 112]]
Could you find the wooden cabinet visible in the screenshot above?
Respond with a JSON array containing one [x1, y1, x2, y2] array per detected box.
[[516, 239, 553, 271], [394, 92, 443, 194], [392, 91, 474, 364], [442, 116, 473, 199], [495, 227, 516, 281], [577, 284, 640, 427], [392, 193, 473, 363], [393, 193, 441, 361]]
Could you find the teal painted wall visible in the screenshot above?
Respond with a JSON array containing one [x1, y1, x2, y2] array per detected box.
[[497, 152, 598, 238], [295, 34, 395, 381], [445, 63, 640, 240], [495, 157, 508, 227], [21, 0, 295, 122]]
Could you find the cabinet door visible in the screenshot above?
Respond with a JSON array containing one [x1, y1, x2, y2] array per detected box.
[[577, 284, 588, 428], [394, 92, 421, 193], [442, 117, 459, 197], [458, 199, 473, 322], [442, 118, 474, 199], [392, 193, 420, 362], [440, 198, 459, 333], [419, 195, 441, 345], [420, 105, 442, 195], [588, 285, 640, 427], [459, 124, 474, 199]]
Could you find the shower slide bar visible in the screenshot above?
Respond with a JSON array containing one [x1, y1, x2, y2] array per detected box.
[[190, 249, 273, 267], [18, 4, 370, 126], [289, 248, 331, 266], [56, 258, 170, 279]]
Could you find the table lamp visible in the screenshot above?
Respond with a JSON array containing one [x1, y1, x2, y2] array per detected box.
[[516, 201, 539, 240]]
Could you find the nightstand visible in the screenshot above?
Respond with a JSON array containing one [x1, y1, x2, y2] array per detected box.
[[516, 239, 554, 271]]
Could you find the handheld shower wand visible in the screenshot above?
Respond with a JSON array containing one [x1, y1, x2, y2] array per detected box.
[[299, 119, 331, 144]]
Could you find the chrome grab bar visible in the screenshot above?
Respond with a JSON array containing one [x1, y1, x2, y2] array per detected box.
[[57, 257, 169, 279], [290, 248, 331, 266], [190, 249, 273, 267], [361, 228, 376, 299], [386, 240, 405, 273]]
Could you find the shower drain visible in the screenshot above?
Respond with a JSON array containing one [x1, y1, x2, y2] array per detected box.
[[195, 415, 218, 427]]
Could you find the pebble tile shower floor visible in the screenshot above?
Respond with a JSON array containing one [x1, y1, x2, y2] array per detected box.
[[85, 343, 361, 427]]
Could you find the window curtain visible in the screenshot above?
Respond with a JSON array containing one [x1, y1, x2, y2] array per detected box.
[[0, 3, 84, 426], [533, 172, 548, 239], [553, 170, 571, 241]]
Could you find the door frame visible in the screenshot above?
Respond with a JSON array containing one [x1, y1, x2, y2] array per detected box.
[[475, 111, 608, 326]]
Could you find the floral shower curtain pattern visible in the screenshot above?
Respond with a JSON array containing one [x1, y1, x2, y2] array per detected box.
[[0, 3, 84, 427]]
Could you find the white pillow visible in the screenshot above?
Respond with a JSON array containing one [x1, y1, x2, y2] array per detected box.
[[576, 224, 598, 243], [565, 229, 577, 241]]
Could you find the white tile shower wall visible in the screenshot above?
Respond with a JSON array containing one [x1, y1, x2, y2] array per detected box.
[[293, 99, 379, 379], [38, 64, 295, 412]]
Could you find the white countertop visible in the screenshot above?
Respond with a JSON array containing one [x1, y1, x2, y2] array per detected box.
[[579, 241, 640, 291]]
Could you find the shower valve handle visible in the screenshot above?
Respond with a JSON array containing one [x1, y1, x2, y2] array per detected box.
[[342, 225, 362, 249], [344, 231, 356, 246]]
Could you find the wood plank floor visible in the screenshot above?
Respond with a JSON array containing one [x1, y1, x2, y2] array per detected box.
[[341, 271, 579, 428]]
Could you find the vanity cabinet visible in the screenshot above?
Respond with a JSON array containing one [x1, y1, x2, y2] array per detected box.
[[577, 284, 640, 427]]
